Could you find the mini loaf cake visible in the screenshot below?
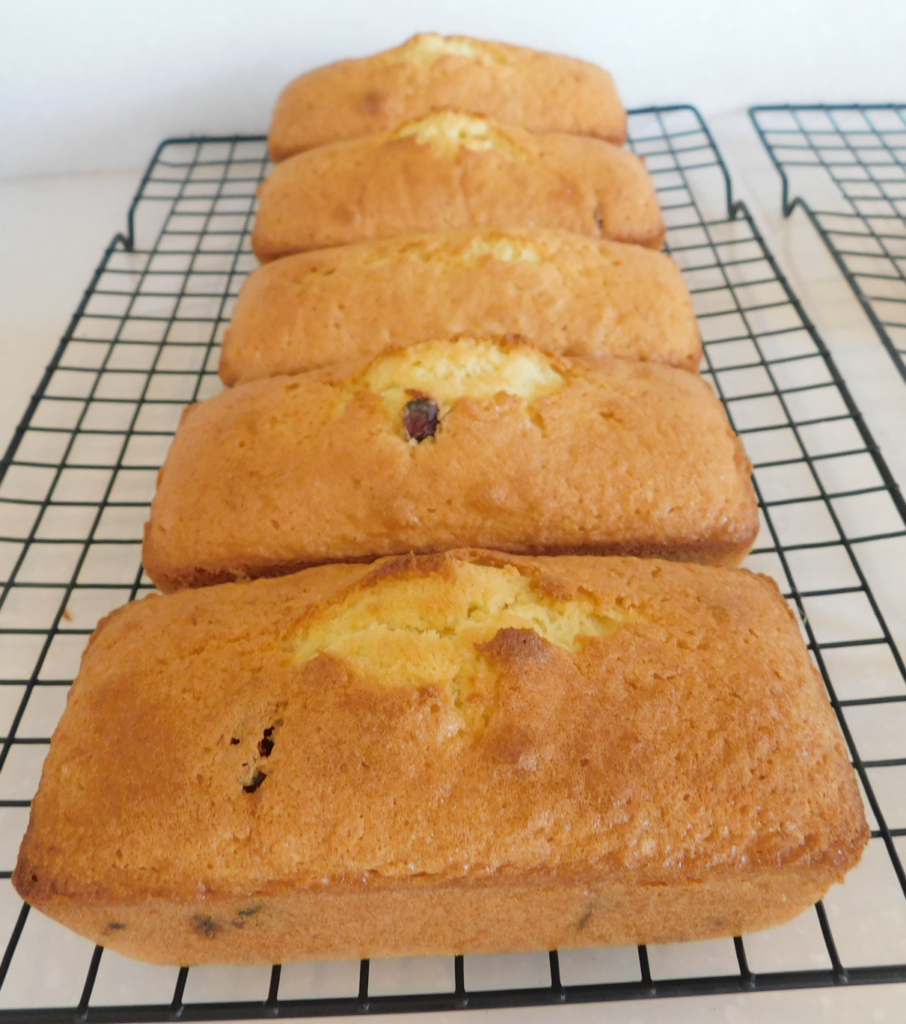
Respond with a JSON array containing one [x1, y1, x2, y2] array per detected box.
[[252, 112, 664, 261], [143, 339, 758, 591], [221, 229, 700, 385], [269, 33, 627, 160], [15, 551, 868, 965]]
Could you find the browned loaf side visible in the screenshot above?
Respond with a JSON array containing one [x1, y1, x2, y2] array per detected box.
[[269, 33, 627, 160], [221, 230, 700, 386], [143, 339, 758, 592], [252, 112, 664, 261], [15, 551, 869, 965]]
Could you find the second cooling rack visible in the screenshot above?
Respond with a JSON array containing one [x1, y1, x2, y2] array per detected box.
[[751, 103, 906, 388]]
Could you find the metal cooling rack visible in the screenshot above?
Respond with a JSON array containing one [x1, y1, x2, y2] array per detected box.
[[1, 106, 906, 1020], [750, 104, 906, 387]]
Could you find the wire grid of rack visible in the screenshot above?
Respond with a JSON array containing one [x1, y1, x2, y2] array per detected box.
[[750, 104, 906, 387], [1, 106, 906, 1020]]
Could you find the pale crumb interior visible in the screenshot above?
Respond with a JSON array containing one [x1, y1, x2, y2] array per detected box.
[[363, 234, 548, 270], [289, 563, 630, 728], [391, 112, 524, 158], [348, 339, 565, 431], [459, 235, 546, 264], [387, 34, 504, 68]]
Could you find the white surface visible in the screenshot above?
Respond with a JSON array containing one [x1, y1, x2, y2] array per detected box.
[[1, 6, 906, 1019], [2, 0, 906, 178]]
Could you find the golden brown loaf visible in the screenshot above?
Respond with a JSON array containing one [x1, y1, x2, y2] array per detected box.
[[221, 230, 700, 385], [144, 339, 757, 592], [15, 551, 869, 965], [269, 33, 627, 160], [252, 112, 664, 261]]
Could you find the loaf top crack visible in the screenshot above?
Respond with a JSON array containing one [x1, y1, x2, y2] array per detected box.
[[288, 561, 637, 730]]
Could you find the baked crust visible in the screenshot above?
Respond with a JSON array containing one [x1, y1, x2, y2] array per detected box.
[[269, 33, 627, 160], [221, 230, 700, 385], [143, 340, 758, 592], [252, 113, 664, 261], [15, 551, 868, 964]]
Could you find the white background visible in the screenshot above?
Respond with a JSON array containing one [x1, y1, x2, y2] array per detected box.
[[1, 2, 906, 1021], [1, 0, 905, 179]]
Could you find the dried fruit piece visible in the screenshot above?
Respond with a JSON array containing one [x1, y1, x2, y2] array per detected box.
[[258, 727, 275, 758], [403, 396, 439, 441], [243, 769, 267, 794], [191, 914, 220, 938]]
